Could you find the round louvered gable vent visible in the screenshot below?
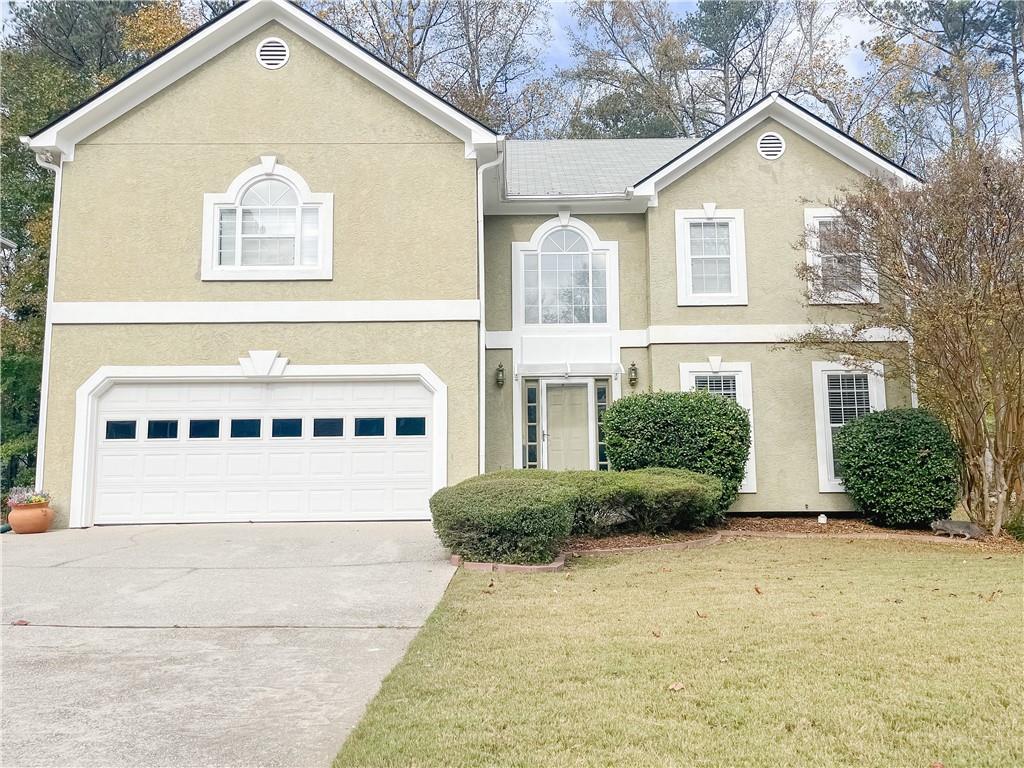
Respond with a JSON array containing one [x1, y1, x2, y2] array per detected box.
[[756, 131, 785, 160], [256, 37, 289, 70]]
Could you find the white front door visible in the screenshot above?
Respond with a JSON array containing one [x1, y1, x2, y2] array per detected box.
[[541, 380, 595, 470], [91, 379, 436, 523]]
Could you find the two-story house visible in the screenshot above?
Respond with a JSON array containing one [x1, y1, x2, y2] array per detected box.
[[24, 0, 915, 528]]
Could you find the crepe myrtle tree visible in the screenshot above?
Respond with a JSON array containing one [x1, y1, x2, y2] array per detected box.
[[791, 145, 1024, 536]]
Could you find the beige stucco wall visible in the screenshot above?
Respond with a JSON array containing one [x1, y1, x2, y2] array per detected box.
[[55, 22, 477, 302], [646, 117, 865, 326], [649, 343, 912, 513], [42, 323, 479, 528], [484, 348, 514, 469], [483, 214, 649, 332]]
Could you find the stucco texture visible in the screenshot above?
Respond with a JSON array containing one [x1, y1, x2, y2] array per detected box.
[[41, 323, 479, 528], [649, 343, 912, 513], [55, 22, 476, 302], [646, 117, 865, 326], [483, 214, 649, 332]]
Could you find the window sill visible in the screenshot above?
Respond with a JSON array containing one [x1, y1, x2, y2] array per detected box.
[[676, 296, 748, 307], [201, 266, 332, 282]]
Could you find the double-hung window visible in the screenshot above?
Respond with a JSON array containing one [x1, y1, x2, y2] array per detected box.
[[676, 209, 747, 305], [804, 208, 878, 303], [812, 361, 886, 492], [680, 362, 756, 493], [202, 157, 333, 281]]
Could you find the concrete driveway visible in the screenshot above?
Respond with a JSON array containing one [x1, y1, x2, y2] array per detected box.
[[1, 522, 455, 768]]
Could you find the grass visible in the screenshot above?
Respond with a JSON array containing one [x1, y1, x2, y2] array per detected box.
[[335, 539, 1023, 768]]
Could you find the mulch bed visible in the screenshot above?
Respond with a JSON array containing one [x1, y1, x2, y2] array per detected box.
[[568, 517, 1023, 554]]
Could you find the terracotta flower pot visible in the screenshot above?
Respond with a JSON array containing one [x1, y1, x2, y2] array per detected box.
[[8, 502, 54, 534]]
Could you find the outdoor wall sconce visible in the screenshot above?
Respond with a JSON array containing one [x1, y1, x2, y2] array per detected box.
[[628, 361, 639, 387], [495, 362, 506, 387]]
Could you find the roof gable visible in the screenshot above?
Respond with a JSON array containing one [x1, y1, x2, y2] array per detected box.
[[23, 0, 497, 161]]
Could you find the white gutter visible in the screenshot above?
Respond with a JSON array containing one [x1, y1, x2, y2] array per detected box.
[[502, 185, 635, 203], [476, 138, 505, 474]]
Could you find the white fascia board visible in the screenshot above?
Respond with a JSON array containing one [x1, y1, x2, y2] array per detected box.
[[633, 95, 918, 198], [25, 0, 495, 161], [49, 299, 481, 324]]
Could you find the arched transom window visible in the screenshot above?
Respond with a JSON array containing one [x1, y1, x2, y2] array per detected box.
[[203, 157, 333, 281], [523, 227, 607, 324]]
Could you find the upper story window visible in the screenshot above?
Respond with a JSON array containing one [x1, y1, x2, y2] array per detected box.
[[675, 207, 748, 306], [513, 217, 618, 330], [202, 156, 333, 281], [524, 228, 607, 324], [804, 208, 878, 304]]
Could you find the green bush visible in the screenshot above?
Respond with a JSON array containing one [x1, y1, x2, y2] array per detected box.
[[1005, 514, 1024, 542], [431, 468, 722, 563], [430, 475, 576, 564], [833, 408, 961, 528], [601, 391, 751, 511]]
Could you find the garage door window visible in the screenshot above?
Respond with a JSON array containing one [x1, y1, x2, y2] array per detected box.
[[355, 417, 385, 437], [147, 420, 178, 439], [230, 418, 262, 438], [396, 417, 426, 436], [189, 419, 220, 439], [271, 418, 302, 438], [312, 417, 344, 437], [105, 420, 136, 440]]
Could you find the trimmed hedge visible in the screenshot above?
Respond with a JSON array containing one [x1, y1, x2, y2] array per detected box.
[[431, 468, 722, 564], [833, 408, 961, 528], [601, 391, 751, 511]]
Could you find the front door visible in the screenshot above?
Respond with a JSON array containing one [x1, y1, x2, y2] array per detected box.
[[543, 383, 591, 470]]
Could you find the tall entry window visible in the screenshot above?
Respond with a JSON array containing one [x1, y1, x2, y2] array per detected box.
[[524, 228, 607, 325]]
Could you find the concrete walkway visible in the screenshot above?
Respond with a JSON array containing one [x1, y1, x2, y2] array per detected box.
[[1, 522, 455, 768]]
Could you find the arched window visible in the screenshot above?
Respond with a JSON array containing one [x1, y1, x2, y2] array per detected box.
[[523, 226, 607, 324], [202, 157, 332, 280]]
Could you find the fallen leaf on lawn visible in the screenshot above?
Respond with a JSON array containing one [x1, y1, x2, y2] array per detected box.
[[753, 585, 763, 595], [668, 682, 685, 692], [695, 610, 708, 619], [719, 657, 729, 663], [811, 611, 824, 618], [659, 567, 672, 573], [929, 762, 944, 768], [482, 579, 496, 594], [652, 629, 662, 638], [11, 619, 29, 626]]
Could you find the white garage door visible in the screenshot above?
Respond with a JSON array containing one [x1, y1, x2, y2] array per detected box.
[[91, 379, 436, 523]]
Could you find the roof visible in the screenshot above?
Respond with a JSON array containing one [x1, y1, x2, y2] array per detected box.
[[23, 0, 497, 160], [504, 138, 698, 197]]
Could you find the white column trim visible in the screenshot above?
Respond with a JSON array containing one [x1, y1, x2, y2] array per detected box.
[[68, 361, 448, 528], [49, 300, 481, 324]]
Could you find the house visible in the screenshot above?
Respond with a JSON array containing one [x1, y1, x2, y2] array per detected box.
[[23, 0, 915, 529]]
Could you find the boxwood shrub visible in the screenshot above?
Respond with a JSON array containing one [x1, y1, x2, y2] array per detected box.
[[431, 468, 722, 564], [601, 391, 751, 511], [833, 408, 961, 528]]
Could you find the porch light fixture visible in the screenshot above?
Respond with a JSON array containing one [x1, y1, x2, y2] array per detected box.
[[628, 361, 639, 387], [495, 362, 506, 387]]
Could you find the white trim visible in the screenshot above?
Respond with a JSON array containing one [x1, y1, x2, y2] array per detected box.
[[201, 160, 333, 281], [680, 361, 757, 493], [675, 208, 748, 306], [634, 94, 918, 198], [23, 0, 496, 161], [811, 360, 886, 493], [490, 324, 906, 349], [68, 360, 448, 527], [804, 207, 879, 304], [49, 300, 481, 324], [34, 156, 63, 493]]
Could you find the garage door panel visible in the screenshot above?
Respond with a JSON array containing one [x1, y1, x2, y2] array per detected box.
[[91, 378, 437, 524]]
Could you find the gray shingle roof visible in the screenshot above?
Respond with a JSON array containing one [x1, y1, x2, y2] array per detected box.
[[504, 138, 698, 197]]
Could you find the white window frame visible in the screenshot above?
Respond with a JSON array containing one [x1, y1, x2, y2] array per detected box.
[[675, 208, 748, 306], [201, 156, 333, 281], [812, 360, 886, 492], [680, 361, 756, 493], [804, 208, 879, 304]]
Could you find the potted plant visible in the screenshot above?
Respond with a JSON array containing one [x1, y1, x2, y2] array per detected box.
[[6, 487, 54, 534]]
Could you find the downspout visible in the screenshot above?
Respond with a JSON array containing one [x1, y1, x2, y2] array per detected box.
[[476, 138, 505, 474]]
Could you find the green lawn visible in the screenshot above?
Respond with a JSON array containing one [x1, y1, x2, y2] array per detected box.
[[335, 539, 1023, 768]]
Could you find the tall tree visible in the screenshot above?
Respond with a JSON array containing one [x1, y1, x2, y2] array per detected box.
[[792, 145, 1024, 535], [985, 0, 1024, 145]]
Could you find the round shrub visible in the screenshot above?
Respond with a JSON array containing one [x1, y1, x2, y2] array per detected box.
[[601, 391, 751, 511], [833, 408, 961, 528], [430, 476, 576, 564]]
